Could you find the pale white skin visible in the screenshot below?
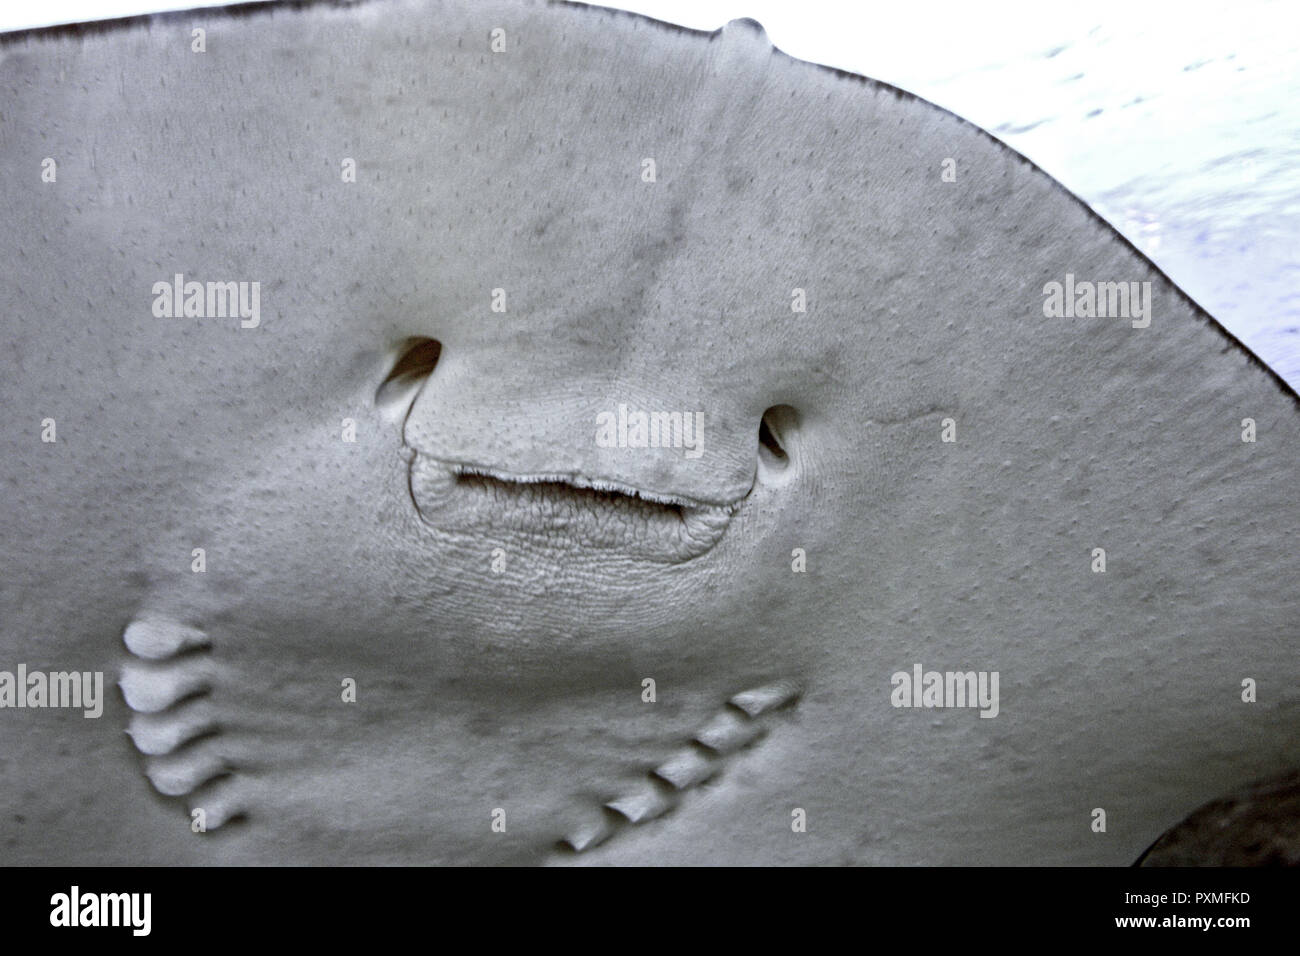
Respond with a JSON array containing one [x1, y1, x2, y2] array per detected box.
[[1, 0, 1296, 864]]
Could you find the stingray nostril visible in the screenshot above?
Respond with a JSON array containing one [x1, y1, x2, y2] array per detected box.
[[384, 336, 442, 383], [375, 336, 442, 416], [758, 415, 786, 462], [757, 405, 798, 472]]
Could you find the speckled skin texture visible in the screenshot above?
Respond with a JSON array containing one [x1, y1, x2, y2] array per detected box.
[[0, 0, 1296, 865]]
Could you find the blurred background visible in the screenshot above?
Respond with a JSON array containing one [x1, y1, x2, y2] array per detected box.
[[6, 0, 1297, 388]]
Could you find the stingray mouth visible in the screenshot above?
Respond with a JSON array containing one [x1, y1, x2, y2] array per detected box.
[[405, 450, 736, 563]]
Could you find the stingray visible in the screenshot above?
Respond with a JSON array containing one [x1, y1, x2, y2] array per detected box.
[[0, 0, 1296, 866]]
